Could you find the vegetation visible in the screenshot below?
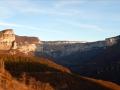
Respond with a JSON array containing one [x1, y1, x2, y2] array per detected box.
[[0, 54, 120, 90]]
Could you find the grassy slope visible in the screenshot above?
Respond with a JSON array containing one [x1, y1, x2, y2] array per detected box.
[[0, 54, 120, 90]]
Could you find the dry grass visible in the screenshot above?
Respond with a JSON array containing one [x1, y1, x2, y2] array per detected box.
[[0, 54, 120, 90], [81, 76, 120, 90]]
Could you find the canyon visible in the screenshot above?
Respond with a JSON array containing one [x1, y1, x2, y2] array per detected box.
[[0, 29, 120, 89], [0, 29, 120, 66], [0, 29, 119, 56]]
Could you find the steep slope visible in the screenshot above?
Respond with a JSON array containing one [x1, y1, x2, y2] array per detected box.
[[0, 69, 29, 90], [76, 36, 120, 84], [0, 55, 120, 90]]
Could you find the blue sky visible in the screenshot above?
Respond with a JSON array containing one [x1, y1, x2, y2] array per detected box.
[[0, 0, 120, 41]]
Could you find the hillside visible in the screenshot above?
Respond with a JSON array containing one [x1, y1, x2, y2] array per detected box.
[[0, 55, 120, 90], [74, 37, 120, 84], [0, 68, 29, 90]]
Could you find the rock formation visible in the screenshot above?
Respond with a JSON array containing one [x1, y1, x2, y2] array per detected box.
[[0, 29, 119, 57], [0, 29, 15, 50], [0, 29, 41, 54], [106, 35, 120, 46]]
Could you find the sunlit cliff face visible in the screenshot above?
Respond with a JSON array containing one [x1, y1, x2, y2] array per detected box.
[[0, 29, 42, 54], [0, 29, 15, 50]]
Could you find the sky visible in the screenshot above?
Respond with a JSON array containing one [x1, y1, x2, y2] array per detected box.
[[0, 0, 120, 41]]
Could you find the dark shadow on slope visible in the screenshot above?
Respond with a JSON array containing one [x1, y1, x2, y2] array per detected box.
[[75, 39, 120, 85], [0, 55, 117, 90]]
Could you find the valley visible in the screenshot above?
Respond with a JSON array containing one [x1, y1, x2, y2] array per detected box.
[[0, 29, 120, 90]]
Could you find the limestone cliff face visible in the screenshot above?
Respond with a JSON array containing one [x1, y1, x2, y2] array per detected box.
[[15, 35, 41, 53], [0, 29, 15, 50], [18, 44, 37, 54], [105, 35, 120, 46], [39, 41, 106, 58], [15, 35, 40, 45], [0, 29, 41, 53], [0, 29, 120, 57], [39, 36, 120, 58]]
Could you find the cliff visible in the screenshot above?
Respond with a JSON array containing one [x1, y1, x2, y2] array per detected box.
[[0, 29, 119, 56], [15, 35, 40, 44], [106, 35, 120, 46], [0, 29, 15, 50], [0, 29, 41, 54], [0, 29, 119, 59], [0, 29, 120, 89]]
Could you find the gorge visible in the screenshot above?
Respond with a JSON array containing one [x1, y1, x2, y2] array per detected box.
[[0, 29, 120, 89]]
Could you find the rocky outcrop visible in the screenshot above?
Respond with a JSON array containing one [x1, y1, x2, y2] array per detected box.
[[15, 35, 40, 45], [0, 29, 41, 54], [15, 35, 42, 54], [18, 44, 37, 54], [0, 29, 15, 50], [106, 35, 120, 46]]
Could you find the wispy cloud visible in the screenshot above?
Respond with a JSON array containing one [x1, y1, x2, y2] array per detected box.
[[0, 21, 64, 34], [0, 0, 41, 18], [0, 0, 119, 41], [56, 19, 105, 32], [54, 0, 86, 8], [0, 22, 22, 27], [0, 0, 84, 18], [0, 0, 120, 21]]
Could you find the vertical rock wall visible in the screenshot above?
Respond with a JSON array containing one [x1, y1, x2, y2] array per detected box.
[[0, 29, 15, 50], [106, 36, 120, 46]]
